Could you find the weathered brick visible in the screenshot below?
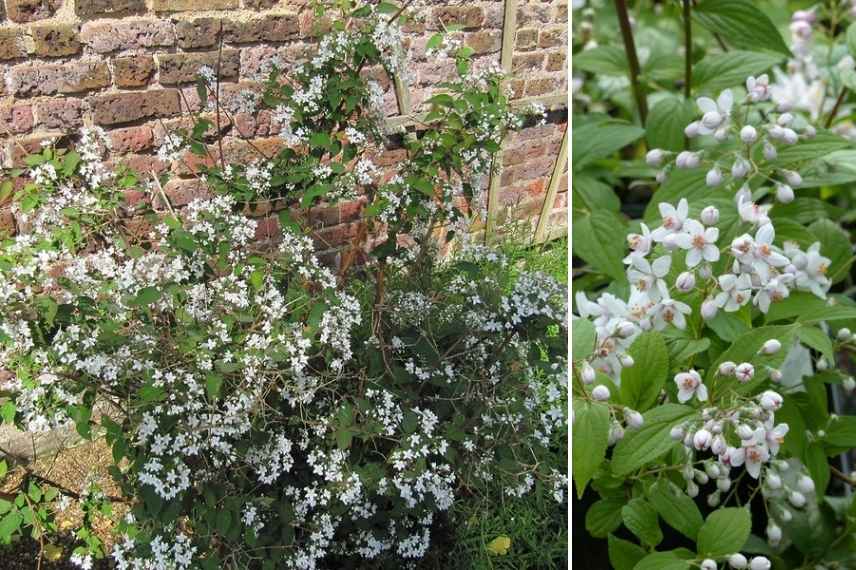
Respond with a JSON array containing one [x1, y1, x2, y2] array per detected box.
[[80, 19, 175, 53], [160, 179, 212, 208], [244, 0, 280, 8], [508, 79, 525, 99], [91, 90, 181, 125], [517, 4, 551, 25], [0, 29, 26, 60], [113, 55, 156, 87], [512, 52, 545, 74], [255, 215, 280, 241], [432, 6, 484, 30], [33, 99, 85, 130], [109, 126, 154, 154], [0, 104, 33, 135], [0, 209, 15, 236], [503, 140, 547, 167], [10, 61, 111, 97], [157, 50, 240, 85], [152, 0, 238, 10], [312, 221, 360, 250], [30, 24, 81, 58], [175, 17, 219, 49], [109, 154, 169, 176], [9, 133, 63, 166], [539, 25, 565, 49], [6, 0, 61, 23], [224, 14, 299, 43], [516, 28, 538, 51], [554, 2, 568, 23], [546, 51, 566, 72], [75, 0, 146, 18], [500, 156, 555, 186], [465, 30, 501, 55], [525, 77, 559, 96]]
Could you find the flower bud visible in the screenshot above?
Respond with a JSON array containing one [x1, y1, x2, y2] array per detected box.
[[698, 264, 713, 279], [760, 339, 782, 354], [760, 390, 783, 411], [717, 477, 732, 492], [706, 167, 723, 187], [838, 327, 852, 341], [581, 362, 596, 384], [803, 124, 816, 138], [701, 560, 717, 570], [797, 475, 815, 494], [782, 128, 798, 144], [676, 150, 701, 169], [779, 507, 792, 522], [706, 462, 721, 479], [783, 169, 802, 187], [686, 480, 699, 498], [736, 363, 755, 383], [740, 125, 758, 143], [711, 435, 727, 455], [769, 368, 782, 383], [685, 121, 701, 138], [592, 385, 610, 401], [817, 357, 828, 371], [707, 491, 721, 507], [624, 409, 644, 430], [729, 553, 748, 569], [776, 183, 795, 203], [670, 425, 685, 440], [656, 169, 668, 184], [693, 428, 712, 450], [700, 205, 720, 225], [719, 361, 737, 376], [777, 112, 794, 126], [763, 141, 777, 160], [701, 299, 719, 321], [844, 377, 856, 392], [620, 354, 635, 368], [646, 148, 666, 167], [676, 271, 696, 293], [766, 472, 782, 489], [749, 556, 771, 570], [702, 111, 723, 130], [731, 158, 750, 179], [736, 424, 755, 440], [788, 490, 807, 508], [766, 523, 782, 544], [608, 423, 624, 445]]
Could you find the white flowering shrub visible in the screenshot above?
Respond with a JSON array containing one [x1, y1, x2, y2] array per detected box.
[[0, 1, 567, 568], [574, 1, 856, 569]]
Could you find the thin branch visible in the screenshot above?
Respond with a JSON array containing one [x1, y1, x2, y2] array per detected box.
[[614, 0, 648, 126], [825, 87, 848, 129], [683, 0, 692, 101], [832, 465, 856, 486], [150, 172, 176, 216]]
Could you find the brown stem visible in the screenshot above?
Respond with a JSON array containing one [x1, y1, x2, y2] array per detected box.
[[683, 0, 692, 101], [831, 464, 856, 486], [614, 0, 648, 126], [825, 87, 848, 129]]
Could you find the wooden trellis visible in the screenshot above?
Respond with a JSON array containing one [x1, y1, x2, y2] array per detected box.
[[533, 124, 568, 244]]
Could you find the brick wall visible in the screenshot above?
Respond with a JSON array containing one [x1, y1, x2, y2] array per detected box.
[[0, 0, 568, 258]]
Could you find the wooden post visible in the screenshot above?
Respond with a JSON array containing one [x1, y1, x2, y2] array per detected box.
[[533, 124, 568, 244], [484, 0, 518, 243]]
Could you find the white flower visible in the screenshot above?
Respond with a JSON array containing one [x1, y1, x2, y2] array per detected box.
[[626, 254, 671, 296], [729, 439, 769, 479], [624, 223, 653, 259], [651, 199, 689, 241], [759, 390, 783, 411], [794, 242, 831, 297], [765, 423, 788, 455], [675, 219, 719, 267], [746, 75, 770, 102], [735, 362, 755, 383], [715, 273, 753, 312], [760, 339, 782, 354], [696, 90, 733, 136], [753, 276, 790, 313], [652, 287, 692, 330], [675, 369, 708, 403]]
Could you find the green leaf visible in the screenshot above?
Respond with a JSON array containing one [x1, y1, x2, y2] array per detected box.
[[573, 175, 621, 213], [572, 117, 645, 171], [216, 509, 232, 534], [608, 534, 647, 570], [205, 374, 224, 400], [62, 151, 80, 176], [708, 325, 798, 391], [797, 325, 834, 363], [301, 183, 329, 208], [129, 286, 162, 307], [573, 46, 628, 75], [805, 444, 830, 495], [622, 498, 662, 546], [697, 507, 751, 557], [766, 292, 856, 324], [620, 332, 668, 412], [648, 480, 703, 541], [706, 309, 750, 343], [586, 497, 624, 537], [693, 51, 784, 92], [572, 210, 628, 281], [572, 318, 596, 361], [0, 511, 22, 541], [808, 219, 852, 284], [646, 96, 697, 152], [847, 22, 856, 60], [823, 416, 856, 447], [774, 132, 852, 165], [612, 404, 695, 476], [572, 400, 610, 497], [694, 0, 791, 56], [633, 552, 690, 570]]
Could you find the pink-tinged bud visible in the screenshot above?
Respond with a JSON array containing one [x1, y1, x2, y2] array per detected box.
[[592, 385, 610, 401], [676, 271, 696, 292], [769, 369, 782, 383], [740, 125, 758, 143], [693, 428, 712, 450], [711, 435, 727, 455], [646, 148, 665, 167], [701, 299, 718, 321], [701, 205, 720, 225], [719, 361, 737, 376], [735, 363, 755, 383], [581, 362, 596, 384], [760, 390, 783, 411], [760, 339, 782, 354]]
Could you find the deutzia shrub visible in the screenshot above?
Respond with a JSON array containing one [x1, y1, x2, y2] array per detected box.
[[0, 1, 567, 568]]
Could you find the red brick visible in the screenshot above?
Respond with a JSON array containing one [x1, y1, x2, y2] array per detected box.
[[465, 30, 501, 55], [500, 156, 555, 186], [75, 0, 146, 18], [6, 0, 61, 22], [546, 51, 566, 72], [244, 0, 280, 7], [80, 19, 175, 53], [0, 104, 33, 135], [30, 24, 81, 58], [160, 178, 212, 207], [503, 141, 547, 167], [0, 209, 15, 237], [512, 53, 545, 74], [312, 221, 360, 250], [110, 154, 169, 175], [157, 50, 240, 85], [33, 99, 85, 130], [9, 134, 64, 166], [175, 18, 220, 49], [516, 28, 539, 51], [113, 56, 156, 87], [539, 25, 566, 49], [432, 6, 484, 30], [152, 0, 237, 10], [0, 29, 26, 60], [224, 14, 299, 43], [91, 90, 181, 125], [255, 216, 280, 241], [109, 126, 155, 154], [10, 61, 110, 97], [517, 4, 551, 25], [554, 2, 568, 23]]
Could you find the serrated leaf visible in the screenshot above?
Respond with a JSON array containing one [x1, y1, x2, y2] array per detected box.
[[647, 96, 697, 151], [572, 210, 628, 281], [608, 534, 647, 570], [611, 404, 695, 476], [586, 497, 624, 538], [622, 498, 662, 546], [572, 400, 610, 497], [572, 318, 596, 361], [620, 332, 668, 412], [693, 51, 784, 93], [574, 46, 628, 75], [648, 480, 703, 540], [697, 507, 751, 556], [694, 0, 791, 56], [572, 117, 645, 171]]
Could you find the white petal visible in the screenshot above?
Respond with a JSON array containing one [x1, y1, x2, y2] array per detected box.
[[677, 198, 689, 219], [756, 223, 775, 245], [686, 248, 702, 268], [697, 96, 717, 114], [717, 89, 734, 112], [696, 383, 708, 401], [652, 256, 672, 277], [704, 227, 719, 243], [677, 388, 692, 403], [703, 245, 720, 262], [658, 202, 677, 218]]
